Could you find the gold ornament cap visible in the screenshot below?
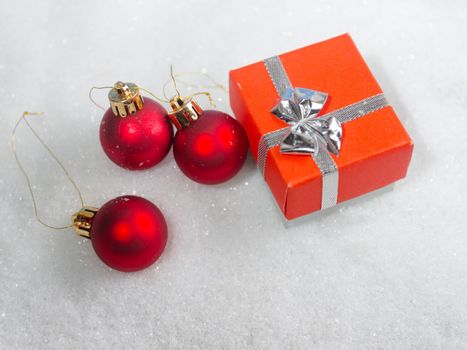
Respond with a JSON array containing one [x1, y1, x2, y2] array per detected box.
[[108, 82, 144, 117], [72, 206, 99, 239], [168, 96, 204, 130]]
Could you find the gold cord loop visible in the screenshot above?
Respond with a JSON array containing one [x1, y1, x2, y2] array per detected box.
[[162, 69, 229, 101], [135, 86, 170, 104], [11, 112, 85, 230], [88, 86, 113, 111], [189, 91, 216, 108]]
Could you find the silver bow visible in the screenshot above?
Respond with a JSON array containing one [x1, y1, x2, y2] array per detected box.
[[271, 87, 342, 156]]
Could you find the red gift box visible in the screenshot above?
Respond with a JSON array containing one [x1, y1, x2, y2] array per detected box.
[[229, 34, 413, 220]]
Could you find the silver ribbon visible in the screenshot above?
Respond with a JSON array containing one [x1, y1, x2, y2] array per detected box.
[[259, 55, 389, 209], [271, 87, 342, 157]]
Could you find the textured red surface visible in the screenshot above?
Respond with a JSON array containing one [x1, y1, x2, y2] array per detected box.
[[229, 34, 414, 220], [99, 98, 173, 170], [173, 110, 249, 185], [91, 196, 168, 272]]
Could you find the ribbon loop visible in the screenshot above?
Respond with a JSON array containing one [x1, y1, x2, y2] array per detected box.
[[271, 87, 342, 157]]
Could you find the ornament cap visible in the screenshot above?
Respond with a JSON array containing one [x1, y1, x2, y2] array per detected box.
[[72, 206, 99, 239], [108, 82, 144, 117], [168, 96, 203, 130]]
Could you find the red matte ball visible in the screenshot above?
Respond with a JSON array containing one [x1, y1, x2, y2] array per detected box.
[[99, 98, 173, 170], [90, 195, 167, 272], [173, 110, 249, 184]]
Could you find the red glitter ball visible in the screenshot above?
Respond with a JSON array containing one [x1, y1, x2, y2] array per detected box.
[[99, 98, 173, 170]]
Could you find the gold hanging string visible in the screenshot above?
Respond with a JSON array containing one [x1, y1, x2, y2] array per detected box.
[[89, 84, 170, 109], [162, 64, 183, 101], [162, 70, 229, 100], [89, 67, 228, 113], [135, 86, 170, 104], [11, 112, 85, 230], [170, 64, 182, 98], [140, 81, 215, 108], [88, 86, 113, 111], [189, 91, 216, 108], [162, 66, 226, 109], [185, 71, 228, 93]]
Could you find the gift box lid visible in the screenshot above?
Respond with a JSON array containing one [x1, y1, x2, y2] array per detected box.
[[229, 33, 413, 220]]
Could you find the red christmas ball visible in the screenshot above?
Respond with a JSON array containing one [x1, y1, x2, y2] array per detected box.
[[90, 195, 167, 272], [99, 98, 173, 170], [173, 110, 249, 184]]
